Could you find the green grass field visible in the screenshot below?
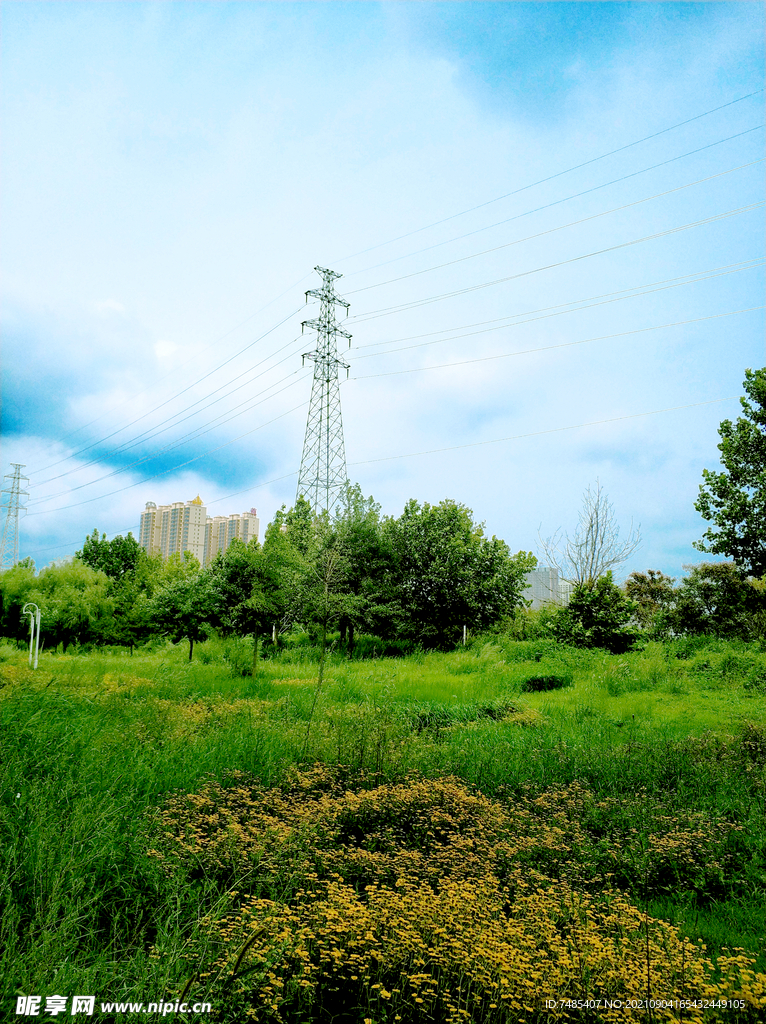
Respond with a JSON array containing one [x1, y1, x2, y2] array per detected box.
[[1, 636, 765, 1023]]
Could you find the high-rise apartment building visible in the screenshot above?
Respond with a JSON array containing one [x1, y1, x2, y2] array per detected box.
[[139, 496, 207, 564], [139, 498, 260, 566], [523, 567, 572, 608], [204, 509, 260, 563]]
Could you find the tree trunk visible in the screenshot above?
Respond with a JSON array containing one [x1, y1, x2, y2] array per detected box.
[[348, 621, 355, 659], [189, 637, 194, 661]]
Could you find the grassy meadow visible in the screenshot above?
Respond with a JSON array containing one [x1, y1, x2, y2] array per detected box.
[[1, 635, 765, 1023]]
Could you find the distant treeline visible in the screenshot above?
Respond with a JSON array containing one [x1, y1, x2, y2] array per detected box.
[[1, 485, 763, 659], [0, 487, 534, 658]]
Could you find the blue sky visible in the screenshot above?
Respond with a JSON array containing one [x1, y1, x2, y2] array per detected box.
[[1, 1, 764, 579]]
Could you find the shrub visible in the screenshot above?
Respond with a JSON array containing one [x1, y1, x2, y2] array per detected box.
[[497, 604, 560, 641], [345, 634, 419, 659], [222, 635, 255, 676], [147, 768, 766, 1023], [744, 665, 766, 692], [664, 634, 720, 660], [671, 563, 757, 640], [497, 638, 563, 663], [520, 671, 573, 692], [550, 573, 638, 653]]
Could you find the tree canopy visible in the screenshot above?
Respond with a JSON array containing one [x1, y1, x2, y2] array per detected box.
[[385, 498, 535, 647], [694, 367, 766, 576], [551, 572, 637, 653], [77, 529, 143, 581]]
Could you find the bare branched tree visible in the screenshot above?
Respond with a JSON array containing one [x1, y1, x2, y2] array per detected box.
[[538, 481, 641, 584]]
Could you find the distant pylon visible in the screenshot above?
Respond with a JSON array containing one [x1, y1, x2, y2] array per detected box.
[[296, 267, 351, 513], [0, 464, 30, 570]]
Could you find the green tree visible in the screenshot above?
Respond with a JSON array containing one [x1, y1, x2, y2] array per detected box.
[[25, 561, 114, 653], [106, 582, 155, 653], [151, 572, 220, 660], [0, 559, 38, 641], [694, 367, 766, 576], [671, 562, 755, 640], [75, 530, 163, 651], [625, 570, 676, 632], [263, 498, 323, 643], [207, 537, 295, 674], [385, 498, 535, 648], [271, 496, 315, 556], [154, 550, 202, 587], [76, 529, 142, 581], [208, 539, 261, 636], [551, 572, 637, 653], [333, 484, 395, 655]]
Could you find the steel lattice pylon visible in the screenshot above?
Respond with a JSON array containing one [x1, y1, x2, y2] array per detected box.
[[296, 267, 352, 513], [0, 464, 29, 570]]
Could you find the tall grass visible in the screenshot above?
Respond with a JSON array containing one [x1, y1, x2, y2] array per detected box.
[[0, 636, 764, 1021]]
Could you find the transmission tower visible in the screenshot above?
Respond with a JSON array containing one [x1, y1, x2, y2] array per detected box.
[[0, 464, 29, 570], [296, 266, 352, 513]]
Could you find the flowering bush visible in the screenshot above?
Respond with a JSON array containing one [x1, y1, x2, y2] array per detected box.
[[147, 767, 766, 1022]]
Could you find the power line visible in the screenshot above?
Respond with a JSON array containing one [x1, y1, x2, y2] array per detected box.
[[349, 396, 740, 467], [30, 262, 761, 506], [23, 470, 303, 560], [348, 306, 764, 381], [331, 89, 764, 266], [33, 274, 314, 459], [30, 304, 305, 477], [34, 332, 308, 489], [26, 252, 762, 506], [352, 259, 764, 360], [22, 389, 743, 552], [40, 160, 757, 490], [28, 277, 762, 507], [24, 97, 762, 485], [205, 473, 298, 509], [22, 93, 763, 488], [28, 369, 311, 506], [345, 159, 763, 298], [342, 124, 763, 281], [347, 201, 764, 323], [27, 400, 310, 517], [17, 91, 764, 532]]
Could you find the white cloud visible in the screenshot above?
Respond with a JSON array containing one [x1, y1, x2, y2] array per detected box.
[[154, 339, 180, 360], [2, 2, 762, 575], [93, 298, 126, 314]]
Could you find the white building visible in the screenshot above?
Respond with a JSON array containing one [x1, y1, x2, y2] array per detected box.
[[139, 498, 260, 566], [523, 567, 572, 609]]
